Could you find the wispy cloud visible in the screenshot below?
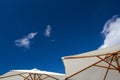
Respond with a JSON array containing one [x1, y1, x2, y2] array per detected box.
[[15, 32, 37, 48], [99, 15, 120, 48], [44, 25, 52, 37], [51, 40, 55, 42]]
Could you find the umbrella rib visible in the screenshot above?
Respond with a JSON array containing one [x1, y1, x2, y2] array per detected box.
[[115, 55, 120, 72], [65, 55, 112, 80], [36, 74, 42, 80], [34, 74, 36, 80], [41, 76, 49, 80], [97, 56, 118, 70], [19, 74, 26, 78], [64, 51, 120, 59], [103, 55, 114, 80], [29, 73, 34, 80], [94, 65, 116, 70], [24, 74, 31, 80], [22, 73, 33, 80], [19, 74, 30, 80], [64, 53, 110, 59]]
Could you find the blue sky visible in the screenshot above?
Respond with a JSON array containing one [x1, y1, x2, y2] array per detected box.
[[0, 0, 120, 74]]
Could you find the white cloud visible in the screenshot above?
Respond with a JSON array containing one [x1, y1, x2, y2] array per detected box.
[[15, 32, 37, 48], [44, 25, 52, 37], [99, 15, 120, 48]]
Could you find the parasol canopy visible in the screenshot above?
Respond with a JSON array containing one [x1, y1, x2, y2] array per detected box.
[[0, 68, 65, 80], [62, 45, 120, 80]]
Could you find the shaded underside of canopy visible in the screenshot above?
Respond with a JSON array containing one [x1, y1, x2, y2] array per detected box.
[[62, 45, 120, 80]]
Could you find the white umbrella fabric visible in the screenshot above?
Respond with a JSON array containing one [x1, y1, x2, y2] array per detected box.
[[0, 68, 65, 80], [62, 45, 120, 80]]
